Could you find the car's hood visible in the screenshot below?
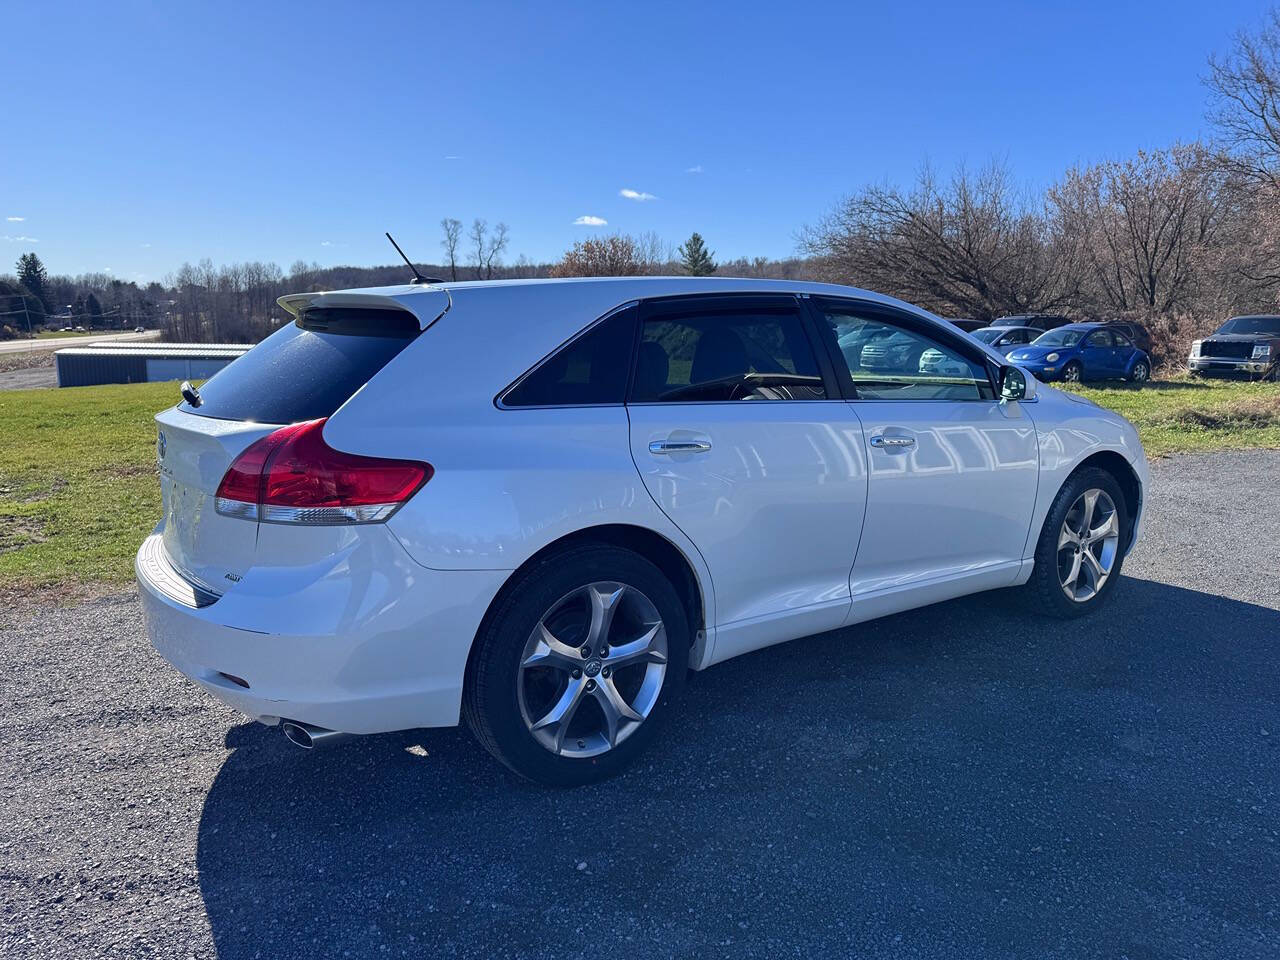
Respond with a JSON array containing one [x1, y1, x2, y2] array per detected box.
[[1006, 345, 1066, 361], [1205, 332, 1280, 343]]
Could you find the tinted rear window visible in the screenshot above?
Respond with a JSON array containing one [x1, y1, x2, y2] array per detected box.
[[179, 308, 417, 423], [502, 307, 636, 407]]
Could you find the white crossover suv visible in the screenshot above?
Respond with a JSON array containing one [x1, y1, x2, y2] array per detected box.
[[137, 278, 1148, 784]]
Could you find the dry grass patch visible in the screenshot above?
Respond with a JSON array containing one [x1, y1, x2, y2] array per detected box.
[[1161, 395, 1280, 430], [1069, 378, 1280, 455]]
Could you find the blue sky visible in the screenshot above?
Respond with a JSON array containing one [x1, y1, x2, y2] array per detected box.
[[1, 0, 1270, 282]]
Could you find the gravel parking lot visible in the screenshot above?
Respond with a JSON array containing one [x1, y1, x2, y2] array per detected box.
[[2, 451, 1278, 959]]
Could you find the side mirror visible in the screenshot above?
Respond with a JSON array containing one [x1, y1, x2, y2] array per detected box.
[[1000, 365, 1027, 401]]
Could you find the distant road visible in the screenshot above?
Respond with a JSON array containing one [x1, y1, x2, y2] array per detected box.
[[0, 330, 162, 355]]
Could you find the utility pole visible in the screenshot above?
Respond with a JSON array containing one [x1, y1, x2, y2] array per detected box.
[[0, 294, 34, 345]]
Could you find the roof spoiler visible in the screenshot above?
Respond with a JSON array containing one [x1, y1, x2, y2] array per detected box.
[[276, 288, 451, 332]]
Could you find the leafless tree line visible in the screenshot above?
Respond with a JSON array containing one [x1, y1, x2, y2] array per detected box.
[[801, 11, 1280, 366], [15, 11, 1278, 355]]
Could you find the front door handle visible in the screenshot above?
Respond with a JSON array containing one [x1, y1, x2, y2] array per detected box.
[[869, 434, 916, 449], [649, 439, 712, 455]]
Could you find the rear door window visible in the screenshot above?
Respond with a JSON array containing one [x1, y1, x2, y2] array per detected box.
[[630, 302, 825, 402], [179, 307, 418, 423]]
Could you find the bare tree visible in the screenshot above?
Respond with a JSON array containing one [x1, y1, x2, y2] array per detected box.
[[469, 219, 510, 280], [1048, 144, 1227, 313], [1206, 10, 1280, 302], [801, 161, 1081, 320], [1207, 9, 1280, 190], [440, 218, 462, 281], [633, 232, 674, 274]]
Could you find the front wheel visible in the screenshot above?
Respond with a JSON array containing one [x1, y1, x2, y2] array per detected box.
[[1023, 467, 1129, 619], [1128, 359, 1150, 384], [463, 544, 689, 786], [1061, 361, 1083, 384]]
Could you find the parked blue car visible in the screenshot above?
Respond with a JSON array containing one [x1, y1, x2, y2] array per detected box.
[[1005, 323, 1152, 385]]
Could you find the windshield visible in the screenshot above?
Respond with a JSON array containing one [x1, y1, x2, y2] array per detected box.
[[1216, 316, 1280, 336], [1032, 329, 1084, 347], [972, 329, 1003, 343]]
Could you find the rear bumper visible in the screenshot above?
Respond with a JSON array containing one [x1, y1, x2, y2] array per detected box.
[[135, 529, 508, 734]]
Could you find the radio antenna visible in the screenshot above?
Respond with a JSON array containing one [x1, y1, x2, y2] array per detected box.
[[385, 233, 443, 285]]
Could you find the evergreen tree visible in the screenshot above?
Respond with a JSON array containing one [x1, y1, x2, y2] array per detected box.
[[15, 252, 52, 314], [85, 292, 103, 326], [678, 233, 716, 276]]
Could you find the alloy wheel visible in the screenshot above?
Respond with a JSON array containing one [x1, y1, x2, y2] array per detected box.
[[1063, 363, 1082, 383], [1132, 362, 1149, 382], [1057, 489, 1120, 602], [517, 582, 668, 758]]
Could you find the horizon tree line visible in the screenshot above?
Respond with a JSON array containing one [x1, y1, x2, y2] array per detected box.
[[3, 9, 1279, 363]]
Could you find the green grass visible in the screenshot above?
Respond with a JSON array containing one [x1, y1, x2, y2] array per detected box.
[[1065, 378, 1280, 457], [0, 376, 1277, 595], [0, 381, 175, 592]]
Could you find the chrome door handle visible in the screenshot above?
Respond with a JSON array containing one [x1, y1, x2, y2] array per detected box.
[[869, 434, 915, 448], [649, 439, 712, 455]]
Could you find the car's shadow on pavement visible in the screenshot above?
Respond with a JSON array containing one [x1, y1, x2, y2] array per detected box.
[[195, 577, 1280, 959]]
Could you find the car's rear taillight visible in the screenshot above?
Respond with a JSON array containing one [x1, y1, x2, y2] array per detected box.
[[214, 418, 431, 524]]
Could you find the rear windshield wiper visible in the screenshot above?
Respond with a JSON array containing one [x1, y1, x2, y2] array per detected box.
[[657, 372, 823, 402]]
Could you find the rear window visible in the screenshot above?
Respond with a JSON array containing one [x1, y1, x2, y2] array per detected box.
[[179, 308, 418, 423]]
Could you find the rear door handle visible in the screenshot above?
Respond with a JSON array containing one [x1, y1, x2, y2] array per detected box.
[[649, 439, 712, 455], [869, 434, 916, 449]]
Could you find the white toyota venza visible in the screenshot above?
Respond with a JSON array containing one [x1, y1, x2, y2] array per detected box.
[[137, 278, 1148, 784]]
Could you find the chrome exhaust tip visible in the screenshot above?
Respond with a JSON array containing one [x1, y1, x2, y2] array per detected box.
[[281, 720, 350, 750]]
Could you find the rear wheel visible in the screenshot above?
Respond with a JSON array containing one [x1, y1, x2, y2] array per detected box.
[[1128, 359, 1150, 384], [1023, 467, 1129, 619], [463, 544, 689, 786], [1061, 361, 1083, 383]]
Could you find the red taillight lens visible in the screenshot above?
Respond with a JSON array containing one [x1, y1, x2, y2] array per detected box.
[[215, 419, 431, 524]]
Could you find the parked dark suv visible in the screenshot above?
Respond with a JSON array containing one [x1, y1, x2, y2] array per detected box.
[[1103, 320, 1153, 354], [1189, 315, 1280, 380], [990, 314, 1071, 332]]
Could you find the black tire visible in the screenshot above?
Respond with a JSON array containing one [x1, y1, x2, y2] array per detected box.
[[1060, 360, 1083, 384], [1023, 466, 1130, 619], [462, 544, 689, 786], [1127, 359, 1150, 384]]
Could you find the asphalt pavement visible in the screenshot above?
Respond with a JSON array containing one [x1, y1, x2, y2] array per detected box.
[[1, 451, 1277, 959], [0, 330, 160, 355]]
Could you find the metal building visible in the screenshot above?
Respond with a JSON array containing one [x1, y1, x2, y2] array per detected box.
[[55, 342, 251, 388]]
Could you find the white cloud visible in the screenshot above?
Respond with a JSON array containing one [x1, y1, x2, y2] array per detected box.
[[444, 155, 462, 160], [685, 165, 703, 174], [140, 242, 151, 248], [6, 216, 25, 221], [321, 240, 333, 247], [573, 215, 607, 226], [619, 188, 657, 201], [2, 235, 38, 242]]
